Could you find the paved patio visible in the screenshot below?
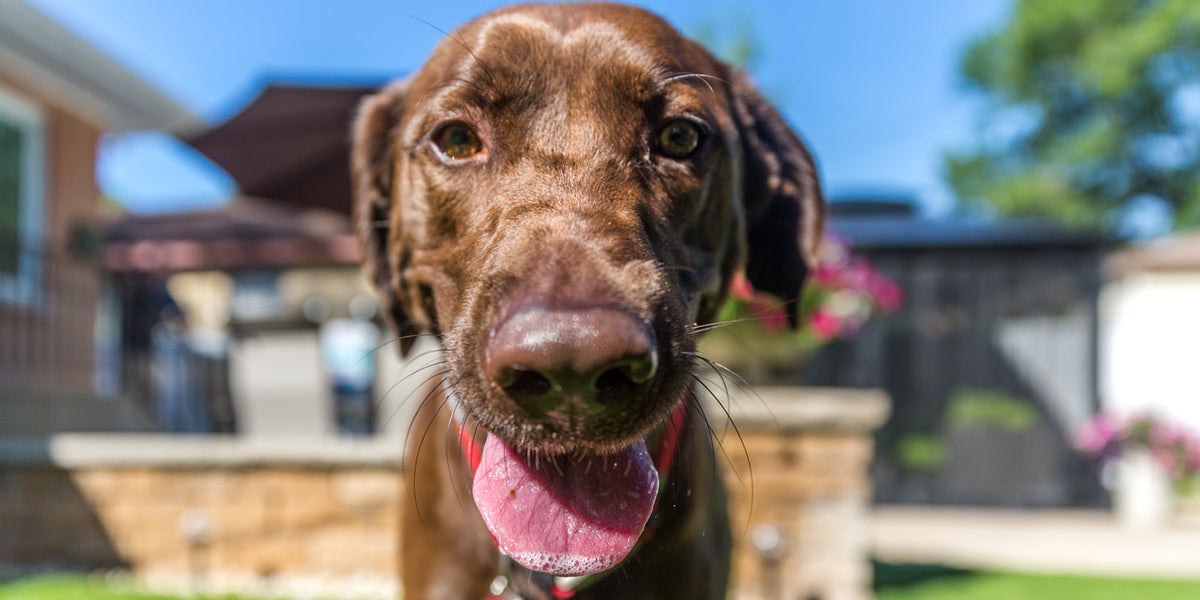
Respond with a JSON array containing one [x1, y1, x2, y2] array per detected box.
[[871, 506, 1200, 579]]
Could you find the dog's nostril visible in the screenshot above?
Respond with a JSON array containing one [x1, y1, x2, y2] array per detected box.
[[595, 353, 657, 397], [595, 368, 630, 396], [623, 353, 658, 384], [499, 367, 554, 398]]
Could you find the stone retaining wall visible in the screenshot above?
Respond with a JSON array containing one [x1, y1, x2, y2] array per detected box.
[[0, 387, 887, 600], [721, 387, 888, 600]]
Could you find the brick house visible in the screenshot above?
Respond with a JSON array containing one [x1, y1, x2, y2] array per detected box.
[[0, 0, 201, 434]]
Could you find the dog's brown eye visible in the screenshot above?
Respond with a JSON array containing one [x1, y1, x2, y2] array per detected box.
[[435, 122, 483, 160], [655, 120, 702, 159]]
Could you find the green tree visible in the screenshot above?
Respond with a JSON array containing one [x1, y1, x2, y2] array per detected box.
[[947, 0, 1200, 231], [689, 12, 761, 69]]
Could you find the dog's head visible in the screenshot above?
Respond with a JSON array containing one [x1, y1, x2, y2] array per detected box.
[[354, 1, 824, 577], [355, 2, 823, 451]]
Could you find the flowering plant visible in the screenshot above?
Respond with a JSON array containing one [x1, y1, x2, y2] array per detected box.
[[1075, 412, 1200, 494], [699, 235, 903, 379], [715, 234, 903, 344]]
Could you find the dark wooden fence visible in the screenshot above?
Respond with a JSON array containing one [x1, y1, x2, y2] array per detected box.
[[798, 211, 1109, 507]]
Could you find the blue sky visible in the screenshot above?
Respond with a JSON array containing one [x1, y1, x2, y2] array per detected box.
[[26, 0, 1011, 215]]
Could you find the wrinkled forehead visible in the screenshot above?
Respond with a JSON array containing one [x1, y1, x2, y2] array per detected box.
[[413, 5, 717, 111], [476, 11, 677, 90]]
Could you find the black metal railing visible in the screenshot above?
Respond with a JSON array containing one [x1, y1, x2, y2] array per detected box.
[[0, 237, 99, 398], [1, 236, 234, 433]]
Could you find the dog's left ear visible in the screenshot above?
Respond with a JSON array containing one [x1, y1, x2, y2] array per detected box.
[[730, 72, 827, 327]]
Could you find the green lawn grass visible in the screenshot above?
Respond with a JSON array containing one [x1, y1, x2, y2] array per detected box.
[[0, 574, 259, 600], [5, 566, 1200, 600], [875, 562, 1200, 600]]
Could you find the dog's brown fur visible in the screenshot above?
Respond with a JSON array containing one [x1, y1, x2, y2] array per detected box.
[[352, 3, 824, 598]]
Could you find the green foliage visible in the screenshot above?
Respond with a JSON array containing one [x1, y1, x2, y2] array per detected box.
[[948, 0, 1200, 230], [688, 12, 761, 68], [892, 433, 948, 471], [945, 388, 1039, 432]]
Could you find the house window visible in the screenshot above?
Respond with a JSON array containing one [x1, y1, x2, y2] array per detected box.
[[0, 86, 45, 305]]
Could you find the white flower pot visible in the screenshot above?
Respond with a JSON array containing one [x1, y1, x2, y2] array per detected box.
[[1113, 449, 1173, 530]]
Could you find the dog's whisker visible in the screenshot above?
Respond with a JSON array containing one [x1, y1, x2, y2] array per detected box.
[[357, 333, 441, 363], [664, 71, 726, 96], [701, 358, 779, 430], [695, 380, 730, 450], [407, 390, 454, 529], [444, 411, 473, 515], [664, 71, 728, 85], [399, 372, 451, 450], [686, 384, 755, 536], [685, 352, 769, 414], [685, 384, 736, 481], [377, 353, 448, 401], [403, 13, 498, 90], [373, 356, 446, 407], [686, 354, 738, 412], [378, 366, 451, 431], [689, 296, 796, 333], [682, 392, 726, 510], [689, 313, 775, 334], [690, 375, 753, 491]]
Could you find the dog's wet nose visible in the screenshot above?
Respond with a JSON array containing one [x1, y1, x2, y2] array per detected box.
[[486, 307, 658, 419]]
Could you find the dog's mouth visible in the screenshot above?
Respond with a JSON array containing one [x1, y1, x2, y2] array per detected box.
[[447, 287, 692, 576], [470, 433, 659, 577]]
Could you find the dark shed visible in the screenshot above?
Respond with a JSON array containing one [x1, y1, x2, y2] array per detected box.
[[804, 198, 1110, 507]]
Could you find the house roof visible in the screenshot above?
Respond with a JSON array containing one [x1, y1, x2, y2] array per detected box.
[[827, 198, 1106, 251], [0, 1, 202, 133], [1105, 229, 1200, 278], [830, 215, 1105, 251]]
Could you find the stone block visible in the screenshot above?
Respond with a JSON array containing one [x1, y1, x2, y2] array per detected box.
[[796, 434, 874, 470], [274, 493, 339, 533], [240, 534, 307, 577], [213, 501, 268, 538], [71, 468, 124, 503], [331, 469, 400, 512]]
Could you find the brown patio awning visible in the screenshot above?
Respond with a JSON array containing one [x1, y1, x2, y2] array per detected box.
[[186, 84, 379, 214], [103, 200, 359, 272]]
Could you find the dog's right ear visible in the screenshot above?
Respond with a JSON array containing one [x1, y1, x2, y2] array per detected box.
[[352, 78, 420, 356]]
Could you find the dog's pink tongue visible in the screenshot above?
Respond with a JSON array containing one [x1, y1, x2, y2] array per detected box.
[[472, 434, 658, 577]]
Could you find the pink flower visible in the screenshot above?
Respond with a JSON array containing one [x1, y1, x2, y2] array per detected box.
[[1077, 412, 1200, 485], [1154, 448, 1178, 474], [841, 258, 873, 291], [728, 271, 755, 301], [1188, 439, 1200, 472], [808, 309, 842, 340], [871, 277, 905, 312], [1075, 413, 1121, 453], [755, 303, 788, 334], [813, 264, 841, 288]]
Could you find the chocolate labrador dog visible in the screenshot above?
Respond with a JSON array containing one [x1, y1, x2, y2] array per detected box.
[[352, 3, 824, 598]]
